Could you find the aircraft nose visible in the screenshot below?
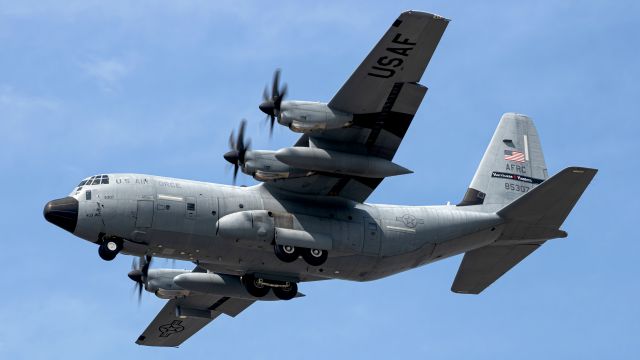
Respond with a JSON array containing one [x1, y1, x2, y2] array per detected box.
[[44, 197, 79, 233]]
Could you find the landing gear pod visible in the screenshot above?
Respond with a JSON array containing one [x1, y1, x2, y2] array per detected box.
[[216, 210, 275, 243]]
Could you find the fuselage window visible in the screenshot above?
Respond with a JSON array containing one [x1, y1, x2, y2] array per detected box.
[[187, 203, 196, 211], [86, 190, 92, 200]]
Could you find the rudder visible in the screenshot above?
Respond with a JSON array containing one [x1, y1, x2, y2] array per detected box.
[[459, 113, 548, 210]]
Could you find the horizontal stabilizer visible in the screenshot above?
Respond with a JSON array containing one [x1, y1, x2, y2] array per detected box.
[[451, 243, 541, 294], [498, 166, 597, 229]]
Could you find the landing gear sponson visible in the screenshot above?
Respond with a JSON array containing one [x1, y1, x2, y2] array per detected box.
[[273, 244, 328, 266]]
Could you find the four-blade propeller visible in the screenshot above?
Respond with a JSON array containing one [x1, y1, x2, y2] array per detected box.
[[221, 69, 286, 184], [224, 119, 252, 184], [259, 68, 288, 135], [128, 255, 152, 303]]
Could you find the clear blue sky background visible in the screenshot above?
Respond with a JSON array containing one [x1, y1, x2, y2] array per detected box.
[[1, 1, 638, 358]]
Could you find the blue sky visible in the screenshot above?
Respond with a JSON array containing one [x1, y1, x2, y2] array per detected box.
[[1, 0, 638, 358]]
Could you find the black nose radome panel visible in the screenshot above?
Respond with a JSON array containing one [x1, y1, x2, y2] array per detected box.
[[44, 197, 79, 233]]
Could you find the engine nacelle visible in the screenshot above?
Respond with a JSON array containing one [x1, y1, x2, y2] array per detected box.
[[144, 269, 288, 302], [279, 101, 352, 133], [275, 147, 412, 178], [144, 269, 191, 298], [241, 150, 310, 181], [173, 272, 284, 301]]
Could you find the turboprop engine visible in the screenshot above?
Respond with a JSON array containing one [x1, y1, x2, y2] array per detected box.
[[278, 101, 353, 133], [224, 121, 312, 183], [239, 150, 306, 181], [143, 269, 192, 299]]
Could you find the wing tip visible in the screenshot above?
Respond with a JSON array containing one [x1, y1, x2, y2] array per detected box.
[[400, 10, 451, 22], [562, 166, 598, 180], [566, 166, 598, 173], [451, 287, 481, 295]]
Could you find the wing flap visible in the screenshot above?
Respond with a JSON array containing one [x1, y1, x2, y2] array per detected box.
[[451, 243, 542, 294]]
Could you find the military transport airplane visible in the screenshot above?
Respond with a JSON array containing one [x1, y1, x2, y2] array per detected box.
[[44, 11, 596, 347]]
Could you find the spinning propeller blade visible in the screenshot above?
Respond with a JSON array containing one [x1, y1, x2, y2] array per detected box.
[[128, 255, 152, 304], [223, 120, 252, 185], [258, 68, 288, 136]]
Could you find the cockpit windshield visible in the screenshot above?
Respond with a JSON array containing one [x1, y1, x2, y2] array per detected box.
[[76, 175, 109, 191]]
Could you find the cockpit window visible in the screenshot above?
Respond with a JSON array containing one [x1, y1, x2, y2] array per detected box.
[[78, 175, 110, 187]]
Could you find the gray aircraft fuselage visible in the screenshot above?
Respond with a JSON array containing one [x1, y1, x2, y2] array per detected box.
[[66, 173, 502, 282]]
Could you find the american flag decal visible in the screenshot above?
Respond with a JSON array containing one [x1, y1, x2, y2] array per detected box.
[[504, 150, 526, 163]]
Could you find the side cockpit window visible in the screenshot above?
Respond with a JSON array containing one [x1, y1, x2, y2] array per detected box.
[[76, 179, 87, 192], [100, 175, 109, 184]]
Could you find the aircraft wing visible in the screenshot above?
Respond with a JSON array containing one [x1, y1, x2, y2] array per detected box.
[[135, 294, 254, 347], [266, 11, 449, 202], [329, 11, 449, 113]]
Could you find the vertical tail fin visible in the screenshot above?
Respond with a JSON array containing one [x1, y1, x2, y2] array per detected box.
[[459, 113, 548, 209]]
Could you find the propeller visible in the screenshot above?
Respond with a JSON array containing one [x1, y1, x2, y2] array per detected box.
[[259, 68, 288, 135], [128, 255, 152, 303], [223, 119, 251, 184]]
